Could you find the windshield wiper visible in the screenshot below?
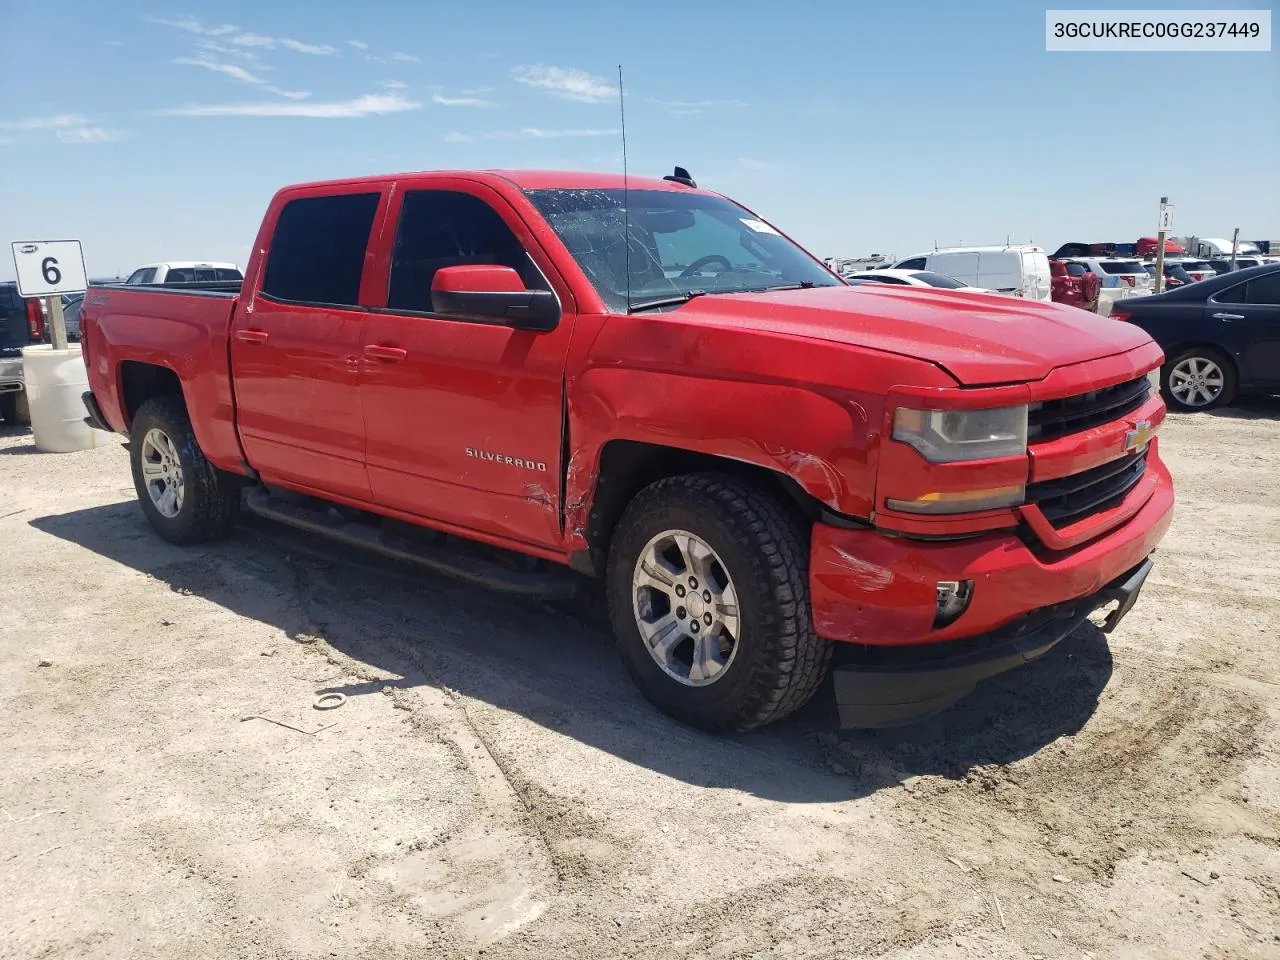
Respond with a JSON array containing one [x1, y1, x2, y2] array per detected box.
[[628, 290, 709, 313]]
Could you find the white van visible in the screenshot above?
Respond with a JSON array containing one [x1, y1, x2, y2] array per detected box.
[[890, 246, 1052, 301]]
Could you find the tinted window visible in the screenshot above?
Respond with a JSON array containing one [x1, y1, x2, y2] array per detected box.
[[263, 193, 380, 306], [862, 275, 909, 284], [1066, 263, 1089, 277], [897, 257, 927, 270], [215, 268, 243, 281], [1215, 282, 1248, 304], [1247, 273, 1280, 305], [126, 267, 156, 285], [1100, 261, 1147, 274], [387, 191, 543, 313], [911, 271, 966, 289], [166, 268, 195, 283]]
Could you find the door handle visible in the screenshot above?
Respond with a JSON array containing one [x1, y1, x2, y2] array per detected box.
[[364, 344, 407, 362], [235, 329, 270, 345], [1212, 312, 1244, 321]]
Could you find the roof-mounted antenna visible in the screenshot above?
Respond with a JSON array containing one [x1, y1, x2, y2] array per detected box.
[[618, 64, 632, 314], [663, 166, 697, 187]]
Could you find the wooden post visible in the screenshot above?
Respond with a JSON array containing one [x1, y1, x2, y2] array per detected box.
[[1153, 196, 1169, 295], [46, 295, 68, 351], [1230, 227, 1240, 269]]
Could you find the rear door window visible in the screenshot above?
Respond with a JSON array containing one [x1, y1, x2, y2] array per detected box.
[[896, 257, 927, 270], [1246, 273, 1280, 306], [1100, 261, 1147, 275], [126, 267, 157, 285], [263, 193, 381, 306], [1066, 263, 1088, 277]]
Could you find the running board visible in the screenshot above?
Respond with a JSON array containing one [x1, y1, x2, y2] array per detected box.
[[242, 487, 582, 598]]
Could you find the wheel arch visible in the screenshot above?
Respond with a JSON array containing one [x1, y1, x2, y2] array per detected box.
[[569, 438, 858, 577]]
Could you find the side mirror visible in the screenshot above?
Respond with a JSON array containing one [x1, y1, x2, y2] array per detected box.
[[430, 265, 561, 332]]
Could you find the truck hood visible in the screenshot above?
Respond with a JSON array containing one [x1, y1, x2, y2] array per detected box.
[[674, 285, 1153, 385]]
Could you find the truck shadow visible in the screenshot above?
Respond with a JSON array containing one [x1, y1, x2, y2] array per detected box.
[[32, 502, 1114, 804]]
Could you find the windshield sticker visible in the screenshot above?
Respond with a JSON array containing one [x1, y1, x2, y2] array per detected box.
[[740, 218, 780, 235]]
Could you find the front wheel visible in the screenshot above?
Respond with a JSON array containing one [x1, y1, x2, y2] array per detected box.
[[606, 473, 832, 732], [129, 396, 240, 544], [1161, 347, 1237, 411], [0, 390, 30, 426]]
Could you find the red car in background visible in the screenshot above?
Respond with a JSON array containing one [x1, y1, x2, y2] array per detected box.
[[1050, 259, 1101, 312]]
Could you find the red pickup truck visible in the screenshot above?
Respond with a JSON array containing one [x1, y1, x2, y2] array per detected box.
[[80, 169, 1174, 731]]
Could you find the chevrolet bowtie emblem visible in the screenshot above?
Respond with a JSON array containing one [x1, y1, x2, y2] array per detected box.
[[1124, 419, 1153, 454]]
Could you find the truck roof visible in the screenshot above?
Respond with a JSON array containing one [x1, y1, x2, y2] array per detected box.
[[278, 169, 712, 195]]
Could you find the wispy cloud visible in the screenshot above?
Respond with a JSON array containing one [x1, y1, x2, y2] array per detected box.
[[511, 65, 614, 103], [266, 87, 311, 101], [147, 16, 239, 36], [57, 127, 128, 144], [280, 38, 337, 55], [0, 113, 90, 131], [173, 54, 266, 85], [107, 40, 123, 47], [444, 127, 617, 143], [648, 97, 749, 116], [381, 80, 407, 89], [347, 39, 368, 50], [158, 90, 421, 118], [195, 39, 260, 61], [431, 87, 495, 108], [461, 86, 493, 96], [229, 32, 275, 48], [386, 51, 419, 63]]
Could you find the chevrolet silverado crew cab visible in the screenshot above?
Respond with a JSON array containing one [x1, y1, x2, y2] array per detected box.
[[80, 169, 1174, 731]]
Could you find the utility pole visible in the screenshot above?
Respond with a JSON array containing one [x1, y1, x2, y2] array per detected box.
[[1154, 196, 1172, 295], [1230, 227, 1240, 269]]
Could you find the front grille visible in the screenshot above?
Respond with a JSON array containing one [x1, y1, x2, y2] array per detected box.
[[1027, 450, 1148, 529], [1027, 376, 1150, 442]]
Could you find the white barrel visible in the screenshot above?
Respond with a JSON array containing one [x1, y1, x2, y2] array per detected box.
[[20, 344, 108, 453]]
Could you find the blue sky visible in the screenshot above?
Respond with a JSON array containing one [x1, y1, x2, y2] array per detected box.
[[1, 0, 1276, 279]]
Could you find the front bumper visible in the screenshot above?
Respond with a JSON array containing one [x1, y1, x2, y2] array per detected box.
[[810, 452, 1173, 646], [832, 558, 1152, 727]]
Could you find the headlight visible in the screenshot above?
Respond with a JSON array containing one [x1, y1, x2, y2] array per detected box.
[[892, 405, 1028, 463]]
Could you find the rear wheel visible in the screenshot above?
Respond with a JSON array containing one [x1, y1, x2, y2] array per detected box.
[[0, 390, 30, 426], [129, 396, 240, 544], [1161, 347, 1237, 411], [606, 473, 832, 732]]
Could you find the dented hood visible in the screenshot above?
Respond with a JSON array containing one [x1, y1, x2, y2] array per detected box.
[[675, 285, 1154, 386]]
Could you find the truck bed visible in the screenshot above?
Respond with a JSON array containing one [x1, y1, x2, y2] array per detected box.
[[81, 282, 244, 470]]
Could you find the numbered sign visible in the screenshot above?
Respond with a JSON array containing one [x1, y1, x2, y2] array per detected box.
[[10, 240, 88, 298], [1158, 204, 1174, 233]]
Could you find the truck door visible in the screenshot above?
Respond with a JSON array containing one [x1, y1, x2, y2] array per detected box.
[[231, 188, 385, 501], [359, 183, 576, 549]]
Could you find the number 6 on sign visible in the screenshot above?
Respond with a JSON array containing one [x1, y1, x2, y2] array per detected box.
[[10, 240, 87, 298]]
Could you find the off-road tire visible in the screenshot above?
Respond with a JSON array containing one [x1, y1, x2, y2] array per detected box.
[[0, 389, 30, 426], [130, 396, 240, 544], [606, 472, 832, 732]]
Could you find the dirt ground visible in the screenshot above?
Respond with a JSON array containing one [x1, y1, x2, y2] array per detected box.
[[2, 403, 1279, 960]]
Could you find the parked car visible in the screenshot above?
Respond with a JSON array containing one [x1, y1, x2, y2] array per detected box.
[[1206, 257, 1268, 275], [81, 167, 1172, 732], [889, 245, 1052, 300], [124, 261, 243, 285], [0, 282, 44, 425], [1142, 260, 1199, 290], [1050, 260, 1101, 311], [1111, 263, 1280, 411], [1073, 258, 1153, 315], [846, 269, 992, 293]]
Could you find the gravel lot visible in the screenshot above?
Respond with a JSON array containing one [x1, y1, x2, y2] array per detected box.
[[2, 404, 1278, 960]]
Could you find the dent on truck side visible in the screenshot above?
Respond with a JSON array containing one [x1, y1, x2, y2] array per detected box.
[[559, 311, 956, 550]]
